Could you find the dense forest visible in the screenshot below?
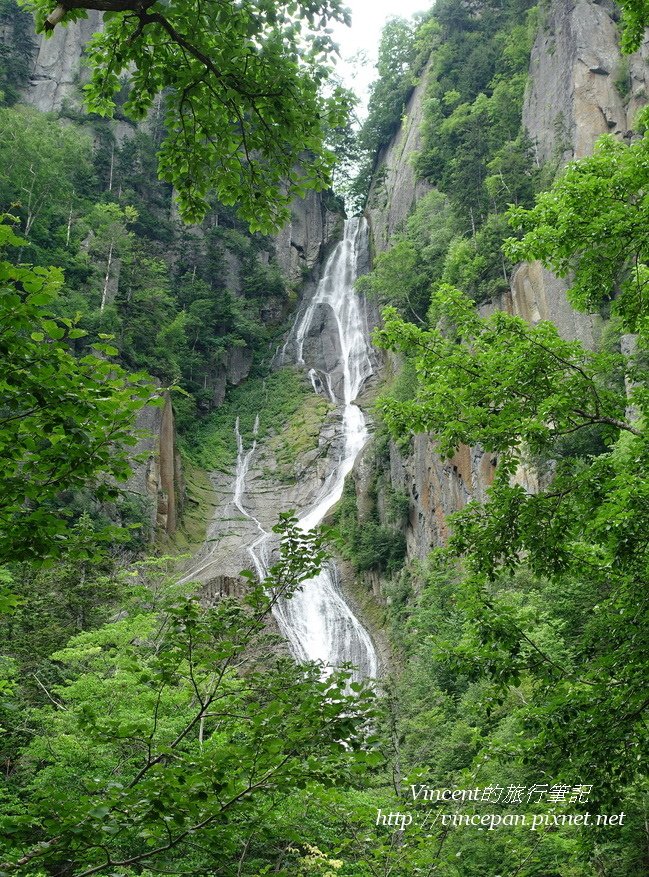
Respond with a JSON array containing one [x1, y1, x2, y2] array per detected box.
[[1, 0, 649, 875]]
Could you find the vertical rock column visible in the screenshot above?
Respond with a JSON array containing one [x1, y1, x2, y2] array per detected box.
[[157, 394, 179, 536], [128, 393, 184, 540]]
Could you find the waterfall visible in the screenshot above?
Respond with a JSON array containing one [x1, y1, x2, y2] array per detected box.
[[182, 218, 379, 680], [232, 414, 259, 519], [271, 217, 379, 679], [232, 414, 270, 581]]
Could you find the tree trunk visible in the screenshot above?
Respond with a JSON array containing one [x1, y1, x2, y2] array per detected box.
[[100, 242, 114, 312]]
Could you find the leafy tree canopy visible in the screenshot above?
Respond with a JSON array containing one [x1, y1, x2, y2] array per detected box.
[[20, 0, 353, 231], [0, 105, 94, 238], [375, 281, 649, 803], [361, 88, 649, 844], [506, 134, 649, 333], [0, 515, 376, 877], [0, 217, 157, 563], [616, 0, 649, 52], [375, 285, 638, 461]]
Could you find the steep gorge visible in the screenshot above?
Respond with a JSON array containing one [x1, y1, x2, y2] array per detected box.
[[183, 218, 379, 677], [11, 0, 645, 666], [5, 2, 389, 676], [2, 1, 649, 873], [1, 3, 344, 543], [5, 0, 645, 672]]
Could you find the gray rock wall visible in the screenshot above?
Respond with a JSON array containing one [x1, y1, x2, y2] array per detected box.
[[504, 0, 649, 345], [481, 261, 600, 349], [202, 346, 255, 408], [525, 0, 649, 164], [179, 189, 342, 410], [14, 9, 341, 539], [351, 434, 496, 565], [365, 61, 433, 254], [179, 401, 342, 582], [274, 190, 343, 286], [127, 393, 184, 538], [512, 0, 649, 350], [22, 11, 103, 112], [129, 183, 340, 537]]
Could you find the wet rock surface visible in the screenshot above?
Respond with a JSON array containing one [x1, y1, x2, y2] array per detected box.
[[183, 406, 347, 583]]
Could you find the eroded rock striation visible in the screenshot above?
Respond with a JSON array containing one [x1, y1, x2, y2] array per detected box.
[[365, 60, 433, 255], [524, 0, 649, 164]]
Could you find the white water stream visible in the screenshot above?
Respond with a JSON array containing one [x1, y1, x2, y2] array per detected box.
[[247, 218, 378, 678], [181, 218, 379, 680]]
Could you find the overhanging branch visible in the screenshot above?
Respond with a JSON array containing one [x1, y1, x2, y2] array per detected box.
[[44, 0, 155, 31]]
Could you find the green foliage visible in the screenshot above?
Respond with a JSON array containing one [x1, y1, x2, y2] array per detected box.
[[411, 0, 538, 302], [485, 133, 541, 212], [507, 133, 649, 332], [0, 517, 119, 679], [326, 91, 365, 205], [613, 0, 649, 53], [0, 105, 94, 237], [357, 190, 457, 320], [614, 57, 632, 99], [357, 2, 540, 311], [356, 38, 649, 866], [0, 516, 377, 876], [0, 104, 307, 426], [22, 0, 353, 231], [5, 2, 649, 873], [0, 0, 33, 105], [376, 285, 631, 459], [338, 512, 406, 575], [270, 391, 333, 482], [0, 217, 157, 562], [414, 0, 538, 212], [359, 16, 431, 156], [373, 274, 649, 858], [368, 557, 648, 877], [185, 368, 317, 472], [351, 13, 437, 208], [333, 455, 407, 578]]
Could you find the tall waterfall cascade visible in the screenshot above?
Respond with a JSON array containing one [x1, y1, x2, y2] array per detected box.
[[272, 216, 379, 678], [181, 218, 379, 680]]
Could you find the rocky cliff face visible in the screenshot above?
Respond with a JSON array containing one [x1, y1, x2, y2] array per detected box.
[[15, 10, 341, 539], [22, 11, 103, 112], [525, 0, 649, 164], [365, 62, 432, 255], [146, 188, 341, 537], [482, 261, 600, 349], [132, 186, 340, 539], [184, 400, 343, 582], [485, 0, 649, 344], [184, 191, 342, 417], [360, 0, 649, 569], [274, 190, 343, 287], [505, 0, 649, 351], [127, 393, 184, 539]]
